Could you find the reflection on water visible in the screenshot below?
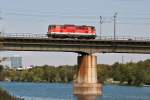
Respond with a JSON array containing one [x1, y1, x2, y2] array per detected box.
[[76, 95, 101, 100], [0, 82, 150, 100]]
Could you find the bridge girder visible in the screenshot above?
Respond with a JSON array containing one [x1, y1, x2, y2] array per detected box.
[[0, 37, 150, 54]]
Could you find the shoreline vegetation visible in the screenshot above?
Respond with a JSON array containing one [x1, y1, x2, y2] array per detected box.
[[0, 87, 23, 100], [0, 59, 149, 86]]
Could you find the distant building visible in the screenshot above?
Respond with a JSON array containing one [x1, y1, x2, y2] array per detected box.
[[10, 56, 22, 68]]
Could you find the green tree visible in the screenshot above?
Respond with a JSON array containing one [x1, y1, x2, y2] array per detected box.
[[0, 65, 4, 81]]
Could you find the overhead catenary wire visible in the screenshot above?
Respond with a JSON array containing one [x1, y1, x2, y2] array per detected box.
[[0, 9, 150, 26], [2, 10, 150, 20], [3, 8, 150, 17]]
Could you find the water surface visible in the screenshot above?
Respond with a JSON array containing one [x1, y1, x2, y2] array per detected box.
[[0, 82, 150, 100]]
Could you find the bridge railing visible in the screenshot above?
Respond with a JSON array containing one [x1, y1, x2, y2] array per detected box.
[[0, 33, 48, 38], [96, 36, 150, 41], [0, 33, 150, 41]]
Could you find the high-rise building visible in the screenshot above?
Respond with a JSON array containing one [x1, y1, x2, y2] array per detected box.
[[10, 56, 22, 68]]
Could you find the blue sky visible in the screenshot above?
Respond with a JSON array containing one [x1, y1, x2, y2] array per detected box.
[[0, 0, 150, 67]]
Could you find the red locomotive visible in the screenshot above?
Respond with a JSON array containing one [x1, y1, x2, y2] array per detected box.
[[47, 24, 96, 39]]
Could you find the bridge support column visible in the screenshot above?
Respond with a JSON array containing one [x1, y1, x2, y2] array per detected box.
[[74, 54, 102, 96]]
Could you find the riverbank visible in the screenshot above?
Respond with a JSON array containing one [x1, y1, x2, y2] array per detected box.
[[0, 59, 149, 86], [0, 88, 23, 100]]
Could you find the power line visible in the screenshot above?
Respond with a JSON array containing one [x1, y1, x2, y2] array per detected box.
[[3, 11, 150, 20], [114, 12, 117, 40], [1, 10, 150, 26], [3, 8, 150, 17], [118, 16, 150, 20], [1, 10, 150, 25], [116, 22, 150, 25], [2, 8, 150, 20]]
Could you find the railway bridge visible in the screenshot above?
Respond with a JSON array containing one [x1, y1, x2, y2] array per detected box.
[[0, 33, 150, 98]]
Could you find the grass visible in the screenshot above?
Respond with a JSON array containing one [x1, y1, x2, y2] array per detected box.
[[0, 88, 24, 100]]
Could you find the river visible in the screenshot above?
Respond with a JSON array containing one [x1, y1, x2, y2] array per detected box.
[[0, 82, 150, 100]]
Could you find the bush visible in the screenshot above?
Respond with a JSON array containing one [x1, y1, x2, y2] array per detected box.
[[0, 88, 23, 100]]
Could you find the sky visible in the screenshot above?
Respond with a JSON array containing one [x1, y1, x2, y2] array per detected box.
[[0, 0, 150, 67]]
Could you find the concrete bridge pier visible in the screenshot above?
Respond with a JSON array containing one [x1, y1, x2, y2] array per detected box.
[[73, 53, 102, 97]]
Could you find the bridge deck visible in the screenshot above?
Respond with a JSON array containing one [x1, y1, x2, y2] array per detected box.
[[0, 33, 150, 54]]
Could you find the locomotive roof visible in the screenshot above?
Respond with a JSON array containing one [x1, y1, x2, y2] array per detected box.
[[48, 24, 95, 27]]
